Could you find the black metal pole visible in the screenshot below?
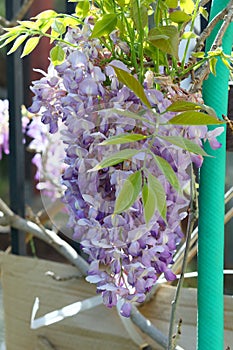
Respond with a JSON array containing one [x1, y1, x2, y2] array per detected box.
[[6, 0, 26, 255], [66, 2, 75, 14]]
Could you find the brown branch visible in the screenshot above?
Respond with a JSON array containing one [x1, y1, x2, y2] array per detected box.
[[195, 5, 229, 52], [37, 335, 58, 350], [13, 0, 35, 22], [190, 0, 233, 92], [199, 0, 211, 8], [170, 186, 233, 276], [0, 0, 35, 33], [167, 168, 197, 350], [0, 198, 89, 276]]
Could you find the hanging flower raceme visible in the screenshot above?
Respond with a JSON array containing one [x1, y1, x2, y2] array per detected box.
[[0, 100, 66, 201], [28, 24, 224, 316], [27, 116, 67, 200], [0, 99, 10, 159]]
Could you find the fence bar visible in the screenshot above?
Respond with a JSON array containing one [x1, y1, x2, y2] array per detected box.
[[198, 0, 233, 349], [66, 2, 75, 14], [6, 0, 26, 255]]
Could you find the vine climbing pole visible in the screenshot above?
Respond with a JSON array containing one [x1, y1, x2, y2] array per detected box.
[[198, 0, 233, 349]]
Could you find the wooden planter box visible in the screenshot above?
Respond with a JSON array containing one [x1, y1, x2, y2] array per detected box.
[[0, 252, 232, 350]]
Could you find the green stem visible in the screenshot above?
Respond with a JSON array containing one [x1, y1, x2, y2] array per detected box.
[[136, 0, 144, 83], [123, 14, 138, 72], [29, 237, 37, 257], [154, 0, 161, 74], [178, 56, 208, 77], [29, 30, 79, 48]]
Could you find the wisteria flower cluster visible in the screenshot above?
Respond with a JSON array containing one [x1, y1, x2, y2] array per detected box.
[[28, 23, 224, 316], [26, 114, 66, 200], [0, 100, 66, 201], [0, 99, 9, 159]]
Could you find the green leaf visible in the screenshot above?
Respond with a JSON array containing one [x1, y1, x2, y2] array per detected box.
[[221, 57, 232, 70], [208, 48, 222, 57], [34, 10, 57, 19], [148, 25, 179, 59], [17, 20, 39, 30], [50, 28, 61, 42], [99, 133, 148, 146], [1, 25, 22, 33], [7, 34, 29, 55], [152, 154, 180, 192], [158, 135, 209, 156], [64, 16, 80, 27], [166, 100, 202, 112], [75, 0, 90, 18], [90, 14, 118, 38], [111, 66, 151, 108], [169, 10, 191, 23], [180, 0, 194, 14], [130, 0, 148, 30], [0, 33, 19, 48], [100, 108, 154, 125], [142, 172, 167, 224], [182, 31, 197, 40], [147, 171, 167, 221], [165, 0, 178, 8], [209, 57, 218, 76], [116, 0, 126, 7], [89, 149, 141, 171], [51, 19, 66, 35], [142, 183, 157, 224], [21, 36, 40, 57], [0, 32, 14, 44], [191, 51, 205, 58], [114, 171, 142, 213], [199, 6, 209, 20], [50, 45, 66, 66], [39, 18, 55, 34], [168, 111, 224, 125], [167, 100, 217, 118]]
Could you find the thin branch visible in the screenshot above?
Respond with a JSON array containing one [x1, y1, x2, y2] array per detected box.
[[171, 186, 233, 275], [36, 198, 65, 225], [190, 0, 233, 92], [210, 1, 233, 50], [195, 5, 229, 52], [167, 168, 197, 350], [130, 305, 168, 348], [130, 306, 184, 350], [13, 0, 35, 22], [199, 0, 211, 8], [0, 198, 89, 276], [37, 335, 58, 350], [0, 0, 35, 33]]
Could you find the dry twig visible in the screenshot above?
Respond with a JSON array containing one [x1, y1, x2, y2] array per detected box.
[[37, 335, 58, 350], [167, 168, 198, 350], [190, 0, 233, 92], [0, 0, 35, 33], [0, 198, 89, 276]]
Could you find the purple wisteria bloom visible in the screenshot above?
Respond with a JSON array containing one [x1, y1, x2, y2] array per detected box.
[[27, 24, 224, 317], [0, 99, 9, 159]]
